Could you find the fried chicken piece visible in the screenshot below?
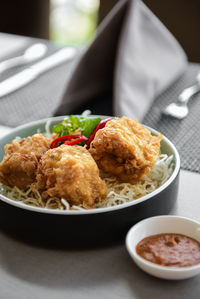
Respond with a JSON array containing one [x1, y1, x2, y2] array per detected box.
[[36, 145, 108, 208], [0, 153, 38, 189], [4, 134, 51, 160], [89, 117, 162, 184], [0, 134, 51, 189]]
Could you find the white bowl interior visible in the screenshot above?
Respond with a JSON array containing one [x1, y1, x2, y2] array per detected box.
[[126, 216, 200, 280]]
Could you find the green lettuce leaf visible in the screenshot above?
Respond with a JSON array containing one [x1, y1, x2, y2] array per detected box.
[[52, 115, 101, 144], [79, 117, 101, 138], [52, 123, 69, 136]]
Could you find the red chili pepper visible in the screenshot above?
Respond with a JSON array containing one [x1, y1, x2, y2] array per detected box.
[[64, 135, 88, 146], [86, 118, 112, 149], [50, 134, 86, 149]]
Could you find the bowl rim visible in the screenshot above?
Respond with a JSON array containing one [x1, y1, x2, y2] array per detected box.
[[126, 215, 200, 273], [0, 115, 180, 215]]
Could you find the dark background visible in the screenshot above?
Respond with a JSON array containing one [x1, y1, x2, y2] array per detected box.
[[0, 0, 199, 62]]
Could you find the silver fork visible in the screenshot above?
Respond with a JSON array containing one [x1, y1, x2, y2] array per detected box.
[[162, 72, 200, 119]]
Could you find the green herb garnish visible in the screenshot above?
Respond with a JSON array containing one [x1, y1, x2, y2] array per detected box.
[[52, 115, 101, 145]]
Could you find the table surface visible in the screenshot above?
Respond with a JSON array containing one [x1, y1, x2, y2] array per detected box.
[[0, 168, 199, 299], [0, 34, 200, 299]]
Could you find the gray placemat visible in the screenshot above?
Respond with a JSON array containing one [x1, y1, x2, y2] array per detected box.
[[0, 40, 79, 127], [143, 63, 200, 173]]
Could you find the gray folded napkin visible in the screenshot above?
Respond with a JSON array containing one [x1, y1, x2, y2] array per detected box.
[[54, 0, 187, 121]]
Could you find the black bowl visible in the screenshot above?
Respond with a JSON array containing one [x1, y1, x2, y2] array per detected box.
[[0, 116, 180, 247]]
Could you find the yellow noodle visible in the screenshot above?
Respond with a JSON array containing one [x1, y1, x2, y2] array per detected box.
[[0, 154, 174, 210]]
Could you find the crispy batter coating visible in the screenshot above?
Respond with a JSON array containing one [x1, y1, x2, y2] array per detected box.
[[0, 134, 51, 189], [89, 117, 162, 184], [4, 134, 51, 160], [36, 145, 108, 208]]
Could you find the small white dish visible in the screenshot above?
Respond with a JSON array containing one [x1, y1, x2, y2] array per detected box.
[[126, 215, 200, 280]]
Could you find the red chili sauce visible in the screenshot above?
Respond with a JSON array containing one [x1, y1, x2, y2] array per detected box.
[[136, 233, 200, 267]]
